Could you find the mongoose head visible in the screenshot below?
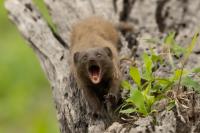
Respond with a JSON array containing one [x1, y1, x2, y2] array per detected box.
[[73, 47, 114, 85]]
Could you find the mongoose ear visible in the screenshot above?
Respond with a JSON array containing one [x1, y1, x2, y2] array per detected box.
[[104, 47, 113, 58], [73, 52, 80, 64]]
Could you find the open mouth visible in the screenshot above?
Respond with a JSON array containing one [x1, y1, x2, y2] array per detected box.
[[88, 64, 101, 84]]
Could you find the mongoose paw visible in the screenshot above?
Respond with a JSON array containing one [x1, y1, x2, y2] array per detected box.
[[88, 108, 107, 119], [88, 111, 100, 119], [104, 93, 118, 104]]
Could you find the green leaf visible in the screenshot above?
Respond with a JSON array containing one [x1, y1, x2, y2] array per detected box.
[[142, 83, 155, 109], [119, 108, 137, 114], [151, 54, 163, 64], [162, 81, 174, 92], [142, 53, 153, 80], [181, 76, 200, 92], [155, 78, 174, 93], [163, 32, 177, 69], [150, 109, 157, 114], [167, 100, 175, 111], [121, 80, 132, 90], [146, 95, 155, 108], [151, 84, 162, 93], [183, 32, 199, 63], [192, 67, 200, 73], [129, 88, 148, 116], [156, 78, 172, 85], [130, 67, 141, 87], [174, 69, 182, 81], [144, 38, 159, 44], [172, 69, 188, 81], [143, 82, 151, 95], [164, 32, 175, 45], [171, 43, 186, 57]]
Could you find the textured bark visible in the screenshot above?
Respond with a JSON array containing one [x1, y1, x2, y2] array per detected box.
[[5, 0, 200, 133]]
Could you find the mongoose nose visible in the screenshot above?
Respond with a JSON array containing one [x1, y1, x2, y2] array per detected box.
[[89, 59, 96, 65], [89, 59, 95, 63]]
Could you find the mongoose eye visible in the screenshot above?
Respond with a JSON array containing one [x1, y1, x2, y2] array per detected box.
[[96, 53, 102, 57], [82, 55, 88, 61]]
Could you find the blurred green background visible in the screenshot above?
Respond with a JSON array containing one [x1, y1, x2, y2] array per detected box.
[[0, 0, 59, 133]]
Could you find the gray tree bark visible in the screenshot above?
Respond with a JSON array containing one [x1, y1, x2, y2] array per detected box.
[[5, 0, 200, 133]]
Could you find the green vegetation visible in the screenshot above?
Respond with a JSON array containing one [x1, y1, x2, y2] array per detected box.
[[0, 0, 59, 133], [120, 32, 200, 117]]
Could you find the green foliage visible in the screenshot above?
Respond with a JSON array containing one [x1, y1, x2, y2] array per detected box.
[[0, 1, 59, 133], [164, 32, 186, 58], [120, 53, 171, 116], [130, 67, 141, 86], [176, 32, 200, 92], [120, 32, 199, 117], [181, 76, 200, 92], [142, 53, 153, 80], [128, 88, 148, 115], [183, 32, 199, 63], [121, 81, 132, 90], [192, 67, 200, 73]]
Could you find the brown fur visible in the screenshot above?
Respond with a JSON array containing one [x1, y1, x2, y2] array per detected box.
[[70, 16, 121, 117]]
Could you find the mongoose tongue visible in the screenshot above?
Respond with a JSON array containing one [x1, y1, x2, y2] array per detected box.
[[89, 65, 101, 84], [91, 71, 100, 84]]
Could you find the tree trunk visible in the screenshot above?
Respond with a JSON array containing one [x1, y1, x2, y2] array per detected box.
[[5, 0, 200, 133]]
